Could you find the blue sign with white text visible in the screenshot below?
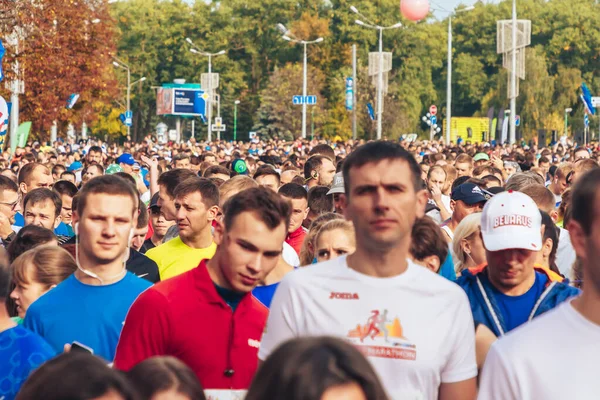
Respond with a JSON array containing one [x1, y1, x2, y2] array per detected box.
[[173, 89, 206, 116], [345, 77, 353, 111]]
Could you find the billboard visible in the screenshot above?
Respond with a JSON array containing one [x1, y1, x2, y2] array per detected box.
[[157, 87, 207, 116], [156, 88, 173, 115], [173, 89, 206, 116]]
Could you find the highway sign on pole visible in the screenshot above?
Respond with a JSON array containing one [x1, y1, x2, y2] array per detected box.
[[293, 95, 304, 105], [515, 115, 520, 126], [584, 114, 589, 128], [124, 110, 133, 127], [211, 124, 226, 132], [592, 97, 600, 108], [430, 116, 437, 126], [306, 95, 317, 105], [429, 105, 437, 116]]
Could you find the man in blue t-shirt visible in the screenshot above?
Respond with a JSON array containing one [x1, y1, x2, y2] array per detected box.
[[24, 175, 151, 362], [0, 249, 55, 400], [456, 190, 579, 337]]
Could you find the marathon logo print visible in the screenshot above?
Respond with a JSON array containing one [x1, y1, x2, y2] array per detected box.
[[493, 214, 532, 229]]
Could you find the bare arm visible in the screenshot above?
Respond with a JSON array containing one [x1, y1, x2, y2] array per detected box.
[[439, 378, 477, 400]]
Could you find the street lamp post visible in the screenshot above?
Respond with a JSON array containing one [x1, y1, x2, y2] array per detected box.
[[564, 108, 572, 138], [351, 6, 402, 140], [187, 38, 226, 143], [509, 0, 518, 144], [234, 100, 240, 142], [113, 60, 131, 137], [278, 24, 323, 139], [446, 6, 475, 145]]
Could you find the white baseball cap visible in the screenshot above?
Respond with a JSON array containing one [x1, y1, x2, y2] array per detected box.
[[327, 172, 345, 195], [480, 190, 542, 252]]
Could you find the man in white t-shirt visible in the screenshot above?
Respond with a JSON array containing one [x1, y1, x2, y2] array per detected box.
[[260, 141, 477, 400], [478, 169, 600, 400]]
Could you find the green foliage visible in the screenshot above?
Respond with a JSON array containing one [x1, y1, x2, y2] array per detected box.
[[3, 0, 599, 142]]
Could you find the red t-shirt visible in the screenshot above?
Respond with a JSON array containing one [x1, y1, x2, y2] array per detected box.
[[285, 226, 306, 256], [113, 260, 269, 390]]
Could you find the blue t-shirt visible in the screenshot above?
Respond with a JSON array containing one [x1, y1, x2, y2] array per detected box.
[[24, 272, 151, 361], [484, 271, 548, 332], [253, 283, 280, 308], [13, 213, 73, 237], [0, 325, 56, 400]]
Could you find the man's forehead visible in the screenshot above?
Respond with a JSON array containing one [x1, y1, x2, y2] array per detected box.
[[348, 159, 413, 184]]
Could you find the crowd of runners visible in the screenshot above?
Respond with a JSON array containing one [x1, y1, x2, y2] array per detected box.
[[0, 134, 598, 399]]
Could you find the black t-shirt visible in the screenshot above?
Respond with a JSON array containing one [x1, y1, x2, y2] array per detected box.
[[127, 249, 160, 283], [140, 238, 156, 254]]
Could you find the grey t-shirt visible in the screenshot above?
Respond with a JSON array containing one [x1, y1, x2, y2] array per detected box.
[[163, 225, 179, 243]]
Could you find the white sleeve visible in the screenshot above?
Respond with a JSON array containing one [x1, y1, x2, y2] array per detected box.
[[478, 342, 520, 400], [440, 291, 478, 383], [258, 274, 301, 360]]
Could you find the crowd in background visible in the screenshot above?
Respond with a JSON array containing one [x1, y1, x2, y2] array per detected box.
[[0, 134, 598, 400]]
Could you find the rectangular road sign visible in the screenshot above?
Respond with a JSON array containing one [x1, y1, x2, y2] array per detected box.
[[293, 95, 303, 105], [211, 124, 226, 132], [592, 97, 600, 107], [307, 95, 317, 105]]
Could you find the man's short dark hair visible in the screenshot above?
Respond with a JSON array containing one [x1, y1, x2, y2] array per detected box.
[[539, 156, 550, 165], [0, 175, 18, 193], [200, 152, 217, 162], [115, 172, 137, 188], [173, 177, 220, 208], [253, 166, 281, 184], [308, 144, 335, 161], [223, 187, 291, 231], [18, 162, 46, 186], [342, 141, 422, 195], [75, 175, 139, 217], [481, 175, 502, 187], [53, 180, 78, 198], [158, 169, 197, 199], [304, 155, 329, 180], [409, 217, 448, 265], [307, 186, 333, 214], [571, 168, 600, 235], [88, 146, 102, 155], [52, 164, 66, 177], [24, 188, 62, 219], [137, 199, 149, 229], [278, 183, 308, 201], [60, 171, 76, 180], [204, 165, 231, 179], [451, 175, 471, 192], [173, 153, 190, 163]]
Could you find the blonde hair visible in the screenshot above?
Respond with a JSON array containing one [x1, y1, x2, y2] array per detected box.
[[218, 175, 258, 207], [452, 212, 482, 274], [315, 220, 356, 250], [11, 246, 77, 289], [299, 213, 343, 266]]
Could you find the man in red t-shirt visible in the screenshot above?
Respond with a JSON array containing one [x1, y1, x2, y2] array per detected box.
[[114, 187, 291, 392], [278, 183, 309, 255]]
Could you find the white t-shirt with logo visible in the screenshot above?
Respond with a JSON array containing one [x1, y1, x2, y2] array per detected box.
[[259, 256, 477, 400], [478, 298, 599, 400]]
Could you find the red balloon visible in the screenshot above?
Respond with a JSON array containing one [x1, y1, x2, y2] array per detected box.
[[400, 0, 430, 21]]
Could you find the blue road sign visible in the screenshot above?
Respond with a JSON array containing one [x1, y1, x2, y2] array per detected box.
[[430, 116, 437, 126], [293, 95, 303, 105], [307, 95, 317, 105], [124, 110, 133, 127], [367, 103, 375, 121], [584, 114, 590, 128], [515, 115, 521, 126], [345, 78, 353, 111]]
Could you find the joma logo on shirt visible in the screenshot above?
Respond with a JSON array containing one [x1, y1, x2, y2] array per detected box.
[[330, 292, 359, 300], [493, 214, 532, 229], [248, 339, 261, 349]]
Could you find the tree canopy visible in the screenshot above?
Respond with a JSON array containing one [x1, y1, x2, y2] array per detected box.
[[1, 0, 598, 142]]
